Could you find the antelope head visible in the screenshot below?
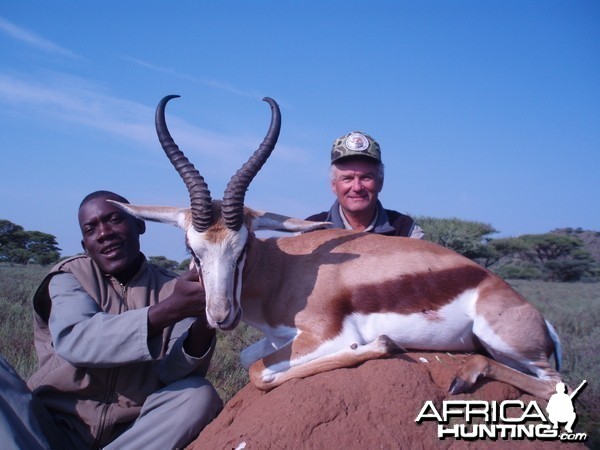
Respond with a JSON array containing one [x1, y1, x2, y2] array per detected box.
[[111, 95, 329, 330]]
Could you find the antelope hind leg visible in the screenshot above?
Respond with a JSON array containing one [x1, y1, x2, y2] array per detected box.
[[249, 334, 403, 391], [449, 354, 561, 400]]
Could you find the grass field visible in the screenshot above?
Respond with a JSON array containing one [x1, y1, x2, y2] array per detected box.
[[1, 264, 598, 444]]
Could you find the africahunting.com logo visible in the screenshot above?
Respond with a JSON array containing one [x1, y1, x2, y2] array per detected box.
[[415, 380, 588, 442]]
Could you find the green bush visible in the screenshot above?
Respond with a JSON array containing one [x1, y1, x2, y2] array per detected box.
[[493, 263, 542, 280]]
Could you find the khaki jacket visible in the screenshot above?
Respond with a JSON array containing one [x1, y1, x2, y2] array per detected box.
[[27, 254, 213, 447]]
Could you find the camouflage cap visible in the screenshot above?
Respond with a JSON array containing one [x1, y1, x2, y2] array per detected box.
[[331, 131, 382, 163]]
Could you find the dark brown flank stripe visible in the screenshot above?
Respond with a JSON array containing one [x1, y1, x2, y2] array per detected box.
[[328, 265, 489, 334]]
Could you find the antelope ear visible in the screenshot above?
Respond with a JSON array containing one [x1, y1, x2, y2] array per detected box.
[[108, 200, 191, 230], [248, 209, 332, 233]]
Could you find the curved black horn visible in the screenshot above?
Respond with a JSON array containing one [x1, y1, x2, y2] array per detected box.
[[156, 95, 213, 232], [221, 97, 281, 231]]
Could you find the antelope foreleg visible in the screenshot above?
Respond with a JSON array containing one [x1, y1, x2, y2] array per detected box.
[[249, 334, 403, 391], [240, 338, 278, 370], [449, 354, 561, 400]]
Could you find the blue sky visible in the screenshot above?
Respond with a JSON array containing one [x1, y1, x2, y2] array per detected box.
[[1, 1, 598, 262]]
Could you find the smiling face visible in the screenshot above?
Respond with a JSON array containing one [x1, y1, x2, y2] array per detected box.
[[331, 158, 383, 220], [79, 194, 145, 279]]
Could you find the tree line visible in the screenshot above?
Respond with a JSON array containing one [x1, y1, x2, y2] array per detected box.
[[0, 220, 61, 265], [417, 216, 599, 282], [1, 218, 598, 282]]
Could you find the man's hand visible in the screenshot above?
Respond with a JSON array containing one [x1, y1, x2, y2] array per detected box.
[[169, 269, 206, 317], [147, 269, 215, 357], [147, 270, 207, 336], [174, 270, 216, 357]]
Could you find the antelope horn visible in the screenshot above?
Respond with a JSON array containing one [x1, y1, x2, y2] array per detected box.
[[221, 97, 281, 230], [155, 95, 213, 232]]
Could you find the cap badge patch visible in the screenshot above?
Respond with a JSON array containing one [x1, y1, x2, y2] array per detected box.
[[344, 132, 370, 152]]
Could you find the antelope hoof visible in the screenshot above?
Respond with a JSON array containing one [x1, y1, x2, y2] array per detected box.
[[376, 335, 405, 355], [448, 376, 472, 395]]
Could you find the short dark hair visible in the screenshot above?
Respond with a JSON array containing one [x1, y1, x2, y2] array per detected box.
[[79, 190, 129, 209]]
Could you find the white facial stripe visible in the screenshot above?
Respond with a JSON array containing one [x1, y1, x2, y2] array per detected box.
[[234, 250, 246, 314], [187, 226, 249, 328]]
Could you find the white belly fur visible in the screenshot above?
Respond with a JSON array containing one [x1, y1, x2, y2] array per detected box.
[[258, 289, 480, 376], [337, 287, 479, 352]]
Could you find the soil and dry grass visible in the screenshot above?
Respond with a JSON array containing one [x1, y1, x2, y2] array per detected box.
[[1, 264, 598, 444]]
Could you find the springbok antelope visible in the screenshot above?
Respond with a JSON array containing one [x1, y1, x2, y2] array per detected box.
[[112, 95, 563, 399]]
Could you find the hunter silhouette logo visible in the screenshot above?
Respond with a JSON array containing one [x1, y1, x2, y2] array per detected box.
[[415, 380, 588, 442], [546, 380, 587, 434]]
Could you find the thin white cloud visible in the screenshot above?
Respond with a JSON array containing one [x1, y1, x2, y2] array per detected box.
[[123, 56, 265, 99], [0, 68, 307, 168], [0, 72, 276, 168], [0, 16, 81, 59], [0, 58, 316, 191], [0, 73, 153, 142]]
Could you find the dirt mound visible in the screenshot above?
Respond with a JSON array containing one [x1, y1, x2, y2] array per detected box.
[[191, 352, 577, 449]]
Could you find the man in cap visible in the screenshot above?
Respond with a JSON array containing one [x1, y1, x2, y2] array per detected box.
[[307, 131, 424, 237]]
